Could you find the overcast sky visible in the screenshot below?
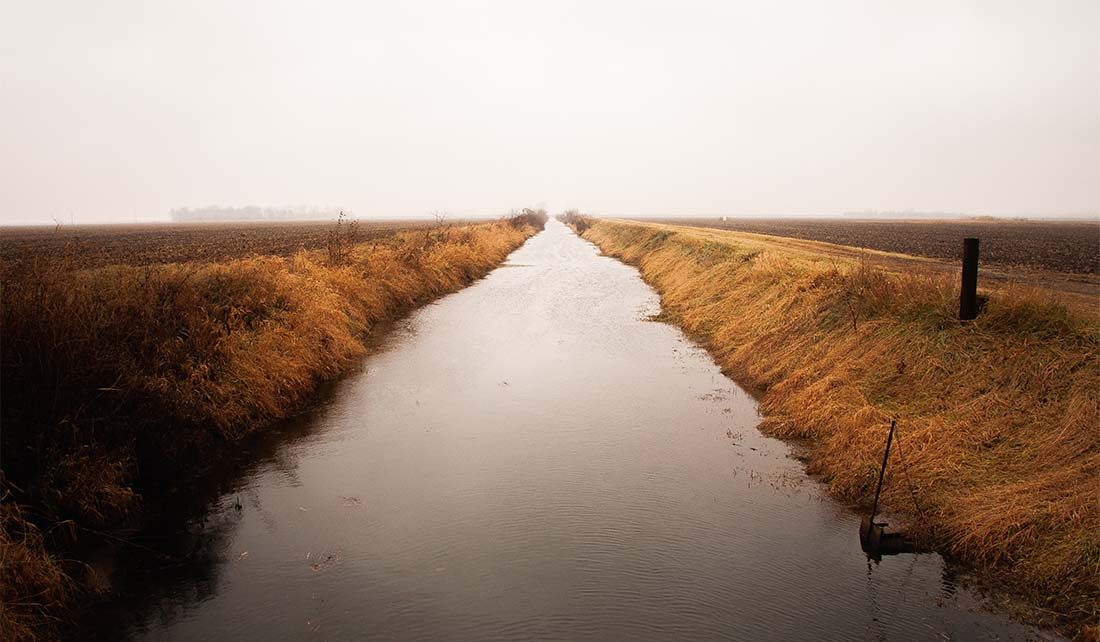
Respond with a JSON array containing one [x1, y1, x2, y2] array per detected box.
[[1, 0, 1097, 224]]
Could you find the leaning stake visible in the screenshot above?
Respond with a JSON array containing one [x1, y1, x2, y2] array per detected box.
[[868, 419, 896, 526], [859, 420, 912, 558]]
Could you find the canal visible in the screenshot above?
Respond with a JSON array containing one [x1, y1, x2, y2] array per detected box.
[[90, 220, 1049, 641]]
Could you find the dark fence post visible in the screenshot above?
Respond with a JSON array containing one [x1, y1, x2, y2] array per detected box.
[[959, 237, 979, 320]]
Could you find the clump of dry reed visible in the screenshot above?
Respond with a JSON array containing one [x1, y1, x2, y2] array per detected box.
[[509, 208, 550, 231], [0, 212, 543, 637], [556, 210, 592, 233], [0, 490, 72, 642], [578, 219, 1099, 636]]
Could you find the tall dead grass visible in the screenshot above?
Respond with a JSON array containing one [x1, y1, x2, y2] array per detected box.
[[0, 213, 543, 641], [576, 219, 1099, 636], [0, 495, 71, 642]]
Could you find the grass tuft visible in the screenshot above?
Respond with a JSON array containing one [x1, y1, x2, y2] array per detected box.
[[0, 212, 545, 637], [574, 218, 1099, 636]]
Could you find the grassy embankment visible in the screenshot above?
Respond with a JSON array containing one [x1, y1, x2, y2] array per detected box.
[[565, 215, 1099, 638], [0, 211, 546, 641]]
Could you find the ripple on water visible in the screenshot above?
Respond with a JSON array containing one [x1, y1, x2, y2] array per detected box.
[[93, 221, 1055, 642]]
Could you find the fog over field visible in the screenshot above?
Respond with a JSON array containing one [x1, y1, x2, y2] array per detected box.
[[2, 0, 1098, 224], [4, 5, 1100, 640]]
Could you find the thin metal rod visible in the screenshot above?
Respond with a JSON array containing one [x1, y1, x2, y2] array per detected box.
[[869, 420, 896, 525]]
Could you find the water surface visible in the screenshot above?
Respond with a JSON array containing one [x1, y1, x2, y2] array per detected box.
[[96, 220, 1051, 641]]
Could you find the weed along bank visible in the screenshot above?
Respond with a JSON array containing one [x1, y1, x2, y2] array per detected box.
[[564, 214, 1099, 638], [4, 2, 1096, 639], [58, 219, 1053, 642], [0, 211, 548, 641], [1, 211, 1093, 642]]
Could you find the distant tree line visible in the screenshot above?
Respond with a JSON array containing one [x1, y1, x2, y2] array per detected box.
[[842, 210, 967, 219], [170, 206, 350, 222]]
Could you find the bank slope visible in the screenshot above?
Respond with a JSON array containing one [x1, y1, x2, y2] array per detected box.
[[576, 218, 1099, 638], [1, 213, 545, 642]]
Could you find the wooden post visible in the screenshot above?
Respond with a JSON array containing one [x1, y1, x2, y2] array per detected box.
[[959, 237, 979, 321]]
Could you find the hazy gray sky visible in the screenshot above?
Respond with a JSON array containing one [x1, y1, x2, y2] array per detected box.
[[2, 0, 1097, 224]]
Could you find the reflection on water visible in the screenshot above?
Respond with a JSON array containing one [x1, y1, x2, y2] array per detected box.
[[86, 221, 1054, 641]]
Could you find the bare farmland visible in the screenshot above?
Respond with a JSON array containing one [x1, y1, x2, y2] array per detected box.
[[0, 219, 440, 275], [646, 218, 1100, 275]]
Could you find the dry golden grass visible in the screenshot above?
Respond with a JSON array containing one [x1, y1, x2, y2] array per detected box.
[[0, 212, 545, 641], [0, 496, 72, 642], [576, 218, 1099, 636]]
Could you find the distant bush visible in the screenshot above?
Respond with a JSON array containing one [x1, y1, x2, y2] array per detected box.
[[557, 209, 592, 233], [506, 207, 549, 230]]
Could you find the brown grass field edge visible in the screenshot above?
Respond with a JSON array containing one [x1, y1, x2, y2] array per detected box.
[[563, 215, 1099, 639], [0, 211, 547, 641]]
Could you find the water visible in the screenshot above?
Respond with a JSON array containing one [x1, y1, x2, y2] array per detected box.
[[91, 220, 1052, 641]]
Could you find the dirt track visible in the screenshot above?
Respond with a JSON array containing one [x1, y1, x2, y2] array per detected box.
[[636, 218, 1100, 309], [633, 219, 1100, 310], [646, 218, 1100, 274]]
